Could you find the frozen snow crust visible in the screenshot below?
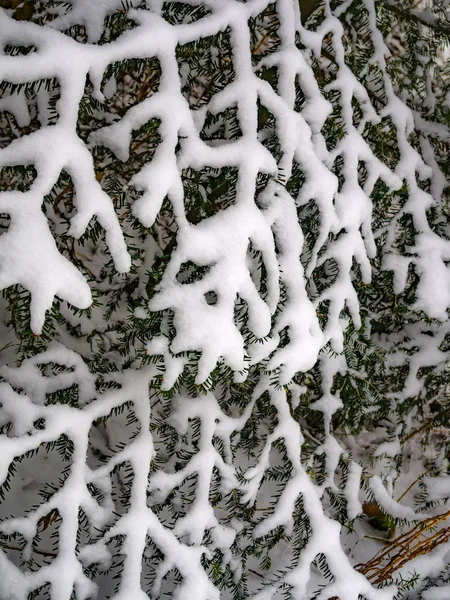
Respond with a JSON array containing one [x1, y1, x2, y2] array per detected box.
[[0, 0, 449, 599]]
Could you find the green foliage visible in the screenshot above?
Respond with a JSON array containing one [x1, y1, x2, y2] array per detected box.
[[0, 0, 449, 598]]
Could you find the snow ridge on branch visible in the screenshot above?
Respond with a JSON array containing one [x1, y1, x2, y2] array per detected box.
[[0, 0, 448, 598]]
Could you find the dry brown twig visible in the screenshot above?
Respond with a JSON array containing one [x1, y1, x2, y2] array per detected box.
[[357, 509, 450, 586]]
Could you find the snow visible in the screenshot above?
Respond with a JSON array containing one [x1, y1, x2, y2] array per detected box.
[[425, 476, 450, 502], [345, 461, 363, 520], [49, 0, 142, 43], [363, 0, 450, 320], [0, 0, 448, 598], [370, 476, 427, 521], [0, 354, 222, 600], [423, 585, 450, 600], [373, 440, 401, 459]]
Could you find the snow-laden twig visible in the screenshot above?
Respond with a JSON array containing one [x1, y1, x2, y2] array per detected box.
[[0, 0, 448, 598]]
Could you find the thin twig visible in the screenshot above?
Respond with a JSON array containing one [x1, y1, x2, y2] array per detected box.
[[0, 542, 57, 559], [358, 509, 450, 584], [396, 467, 432, 503]]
